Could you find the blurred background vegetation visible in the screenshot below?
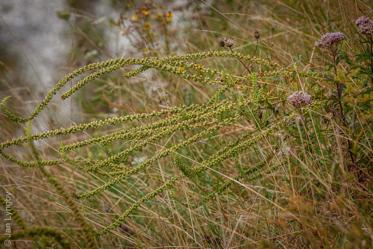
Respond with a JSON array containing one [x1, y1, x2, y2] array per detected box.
[[0, 0, 372, 248]]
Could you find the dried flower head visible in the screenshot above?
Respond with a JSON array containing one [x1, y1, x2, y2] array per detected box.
[[287, 91, 312, 108], [355, 16, 373, 35], [254, 30, 260, 40], [315, 32, 345, 49], [219, 37, 234, 48]]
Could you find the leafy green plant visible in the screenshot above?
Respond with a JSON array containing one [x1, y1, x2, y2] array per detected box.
[[0, 41, 371, 248]]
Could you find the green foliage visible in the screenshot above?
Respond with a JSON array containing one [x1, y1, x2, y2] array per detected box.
[[0, 45, 371, 247], [25, 124, 99, 248], [0, 226, 71, 249], [0, 196, 26, 230]]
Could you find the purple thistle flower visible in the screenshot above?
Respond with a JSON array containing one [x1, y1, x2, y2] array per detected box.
[[287, 91, 312, 108], [315, 32, 345, 49], [355, 16, 373, 35]]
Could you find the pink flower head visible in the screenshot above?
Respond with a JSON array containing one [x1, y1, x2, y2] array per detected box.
[[287, 91, 312, 108], [355, 16, 373, 35], [315, 32, 345, 49]]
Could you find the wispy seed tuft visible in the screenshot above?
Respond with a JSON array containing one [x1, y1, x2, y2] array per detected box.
[[219, 37, 235, 48]]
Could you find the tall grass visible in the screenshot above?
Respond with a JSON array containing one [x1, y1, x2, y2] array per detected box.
[[0, 1, 372, 248]]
